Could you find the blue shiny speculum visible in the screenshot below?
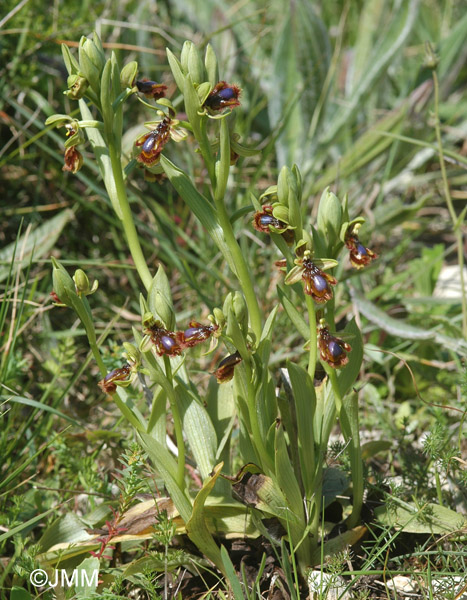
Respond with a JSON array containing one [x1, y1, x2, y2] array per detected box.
[[260, 215, 275, 227], [161, 335, 176, 350], [312, 274, 328, 292], [184, 327, 202, 339], [218, 87, 235, 100], [141, 132, 156, 153], [328, 340, 343, 357], [356, 243, 367, 256]]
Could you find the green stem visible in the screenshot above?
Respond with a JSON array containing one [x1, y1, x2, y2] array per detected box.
[[89, 338, 107, 376], [163, 356, 186, 491], [243, 361, 275, 474], [196, 118, 262, 340], [432, 70, 467, 337], [108, 142, 153, 291], [328, 369, 363, 528], [306, 295, 317, 378]]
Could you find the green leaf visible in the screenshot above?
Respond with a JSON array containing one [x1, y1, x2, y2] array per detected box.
[[38, 513, 93, 552], [78, 100, 123, 219], [75, 557, 100, 597], [319, 0, 419, 145], [0, 507, 56, 544], [186, 463, 225, 574], [175, 384, 218, 481], [375, 501, 467, 534], [2, 396, 80, 426], [269, 0, 330, 167], [337, 318, 363, 397], [160, 155, 236, 274], [0, 209, 74, 282], [277, 286, 309, 340], [351, 289, 467, 356], [139, 433, 193, 523], [221, 545, 244, 599], [215, 116, 230, 201], [274, 423, 303, 519], [61, 43, 80, 76], [286, 361, 316, 497], [11, 588, 32, 600]]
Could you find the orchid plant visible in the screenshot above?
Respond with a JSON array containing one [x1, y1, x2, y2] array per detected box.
[[46, 33, 378, 578]]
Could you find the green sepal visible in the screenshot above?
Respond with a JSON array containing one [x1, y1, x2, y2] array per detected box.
[[313, 258, 338, 270], [197, 81, 212, 106], [79, 37, 102, 94], [277, 166, 289, 207], [45, 114, 73, 127], [230, 137, 260, 157], [271, 205, 289, 224], [284, 265, 303, 286], [64, 128, 85, 149], [226, 307, 249, 361], [61, 43, 80, 76], [100, 58, 114, 135], [183, 75, 203, 136], [187, 42, 205, 84]]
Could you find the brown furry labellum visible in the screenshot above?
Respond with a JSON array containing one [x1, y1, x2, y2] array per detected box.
[[317, 324, 351, 369], [98, 364, 131, 394]]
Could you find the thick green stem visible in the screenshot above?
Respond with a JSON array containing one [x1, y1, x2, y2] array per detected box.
[[328, 370, 363, 528], [214, 198, 262, 341], [163, 356, 186, 491], [243, 362, 275, 474], [306, 295, 317, 378], [432, 70, 467, 337], [108, 142, 153, 291]]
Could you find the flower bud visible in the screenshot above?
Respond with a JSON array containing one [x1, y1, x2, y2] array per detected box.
[[180, 41, 191, 72], [63, 147, 83, 173], [424, 42, 439, 70], [317, 188, 343, 246], [212, 307, 226, 329], [51, 258, 77, 309], [120, 60, 138, 89], [187, 43, 205, 84], [73, 268, 98, 296], [82, 34, 106, 72], [65, 74, 89, 100], [122, 342, 141, 366], [232, 291, 248, 335]]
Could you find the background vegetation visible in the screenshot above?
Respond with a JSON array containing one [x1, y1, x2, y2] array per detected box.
[[1, 0, 466, 598]]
